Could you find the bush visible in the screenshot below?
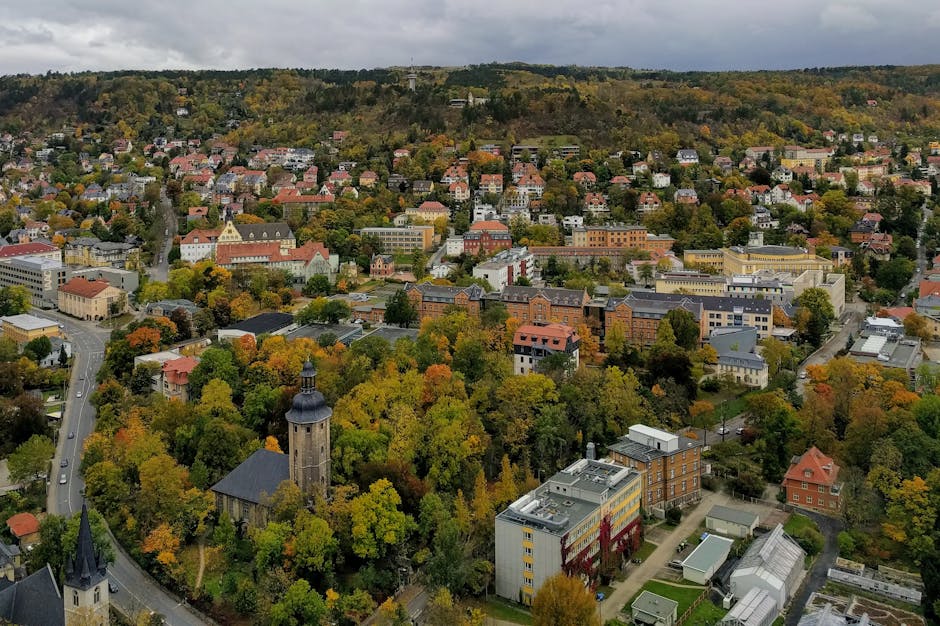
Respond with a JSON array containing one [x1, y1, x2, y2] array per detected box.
[[728, 471, 766, 499], [665, 507, 682, 525], [701, 475, 719, 492], [837, 531, 856, 557], [792, 526, 824, 556], [700, 378, 721, 393]]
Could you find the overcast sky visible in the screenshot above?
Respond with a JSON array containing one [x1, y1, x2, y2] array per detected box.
[[0, 0, 938, 75]]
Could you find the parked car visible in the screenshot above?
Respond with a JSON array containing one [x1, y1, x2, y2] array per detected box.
[[735, 427, 745, 435], [717, 426, 729, 435], [108, 580, 119, 594]]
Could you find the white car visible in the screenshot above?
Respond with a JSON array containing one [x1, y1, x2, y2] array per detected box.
[[76, 390, 83, 398], [717, 426, 730, 435], [59, 473, 67, 484]]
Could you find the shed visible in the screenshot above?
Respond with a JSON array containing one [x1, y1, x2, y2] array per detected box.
[[721, 587, 779, 626], [682, 534, 734, 584], [631, 590, 679, 626], [706, 505, 760, 538]]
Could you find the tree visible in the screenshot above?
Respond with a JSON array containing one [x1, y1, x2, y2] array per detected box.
[[663, 308, 700, 351], [58, 343, 69, 367], [169, 308, 192, 341], [883, 475, 938, 564], [904, 312, 934, 341], [349, 478, 414, 559], [130, 362, 161, 396], [302, 274, 332, 297], [759, 337, 792, 378], [876, 257, 914, 293], [22, 336, 52, 363], [638, 263, 654, 286], [384, 289, 418, 328], [269, 579, 327, 626], [795, 287, 835, 346], [291, 511, 337, 575], [531, 573, 600, 626], [0, 286, 30, 315], [7, 434, 54, 483]]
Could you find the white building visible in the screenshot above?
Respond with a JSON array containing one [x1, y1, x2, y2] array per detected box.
[[721, 588, 779, 626], [652, 172, 672, 188], [445, 236, 465, 257], [706, 505, 760, 539], [512, 322, 580, 376], [717, 351, 769, 388], [180, 228, 221, 262], [730, 524, 805, 613], [681, 534, 734, 585], [473, 247, 534, 291]]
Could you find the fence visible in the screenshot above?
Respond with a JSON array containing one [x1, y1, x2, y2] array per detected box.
[[676, 588, 709, 626], [827, 568, 922, 604]]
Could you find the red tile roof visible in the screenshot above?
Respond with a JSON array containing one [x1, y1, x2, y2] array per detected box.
[[469, 220, 509, 232], [7, 512, 40, 537], [514, 323, 580, 346], [180, 228, 221, 246], [59, 277, 111, 299], [783, 446, 840, 487], [162, 356, 199, 386], [0, 241, 58, 258]]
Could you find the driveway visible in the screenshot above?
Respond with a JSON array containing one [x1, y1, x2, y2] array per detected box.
[[784, 512, 842, 626]]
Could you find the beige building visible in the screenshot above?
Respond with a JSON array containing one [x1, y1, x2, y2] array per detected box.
[[792, 270, 846, 317], [1, 314, 61, 345], [721, 245, 832, 276], [63, 237, 140, 270], [655, 272, 726, 296], [57, 277, 127, 321], [216, 220, 296, 250], [716, 351, 769, 388], [361, 225, 435, 252], [683, 249, 724, 273]]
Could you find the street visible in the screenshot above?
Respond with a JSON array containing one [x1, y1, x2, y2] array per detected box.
[[43, 310, 208, 626], [151, 195, 176, 283]]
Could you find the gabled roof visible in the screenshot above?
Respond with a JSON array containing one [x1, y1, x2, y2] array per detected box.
[[707, 505, 759, 528], [210, 448, 289, 505], [0, 563, 63, 626], [0, 241, 57, 258], [500, 286, 587, 307], [733, 524, 805, 596], [6, 513, 39, 538], [59, 277, 113, 299], [783, 446, 840, 486]]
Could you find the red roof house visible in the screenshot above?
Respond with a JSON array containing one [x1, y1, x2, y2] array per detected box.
[[782, 446, 843, 514]]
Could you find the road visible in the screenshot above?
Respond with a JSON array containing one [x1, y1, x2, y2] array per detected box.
[[784, 512, 842, 626], [797, 300, 867, 397], [44, 310, 209, 626], [152, 194, 176, 282]]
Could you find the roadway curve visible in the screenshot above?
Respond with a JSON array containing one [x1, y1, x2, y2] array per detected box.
[[44, 309, 209, 626]]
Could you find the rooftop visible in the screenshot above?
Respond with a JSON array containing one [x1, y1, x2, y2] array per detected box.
[[221, 312, 294, 335], [632, 591, 678, 619], [1, 314, 58, 331], [58, 277, 112, 299], [707, 505, 759, 527], [210, 448, 289, 505], [682, 534, 734, 573], [722, 588, 778, 626]]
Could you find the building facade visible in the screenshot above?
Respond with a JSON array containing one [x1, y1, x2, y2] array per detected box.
[[472, 247, 533, 290], [495, 458, 642, 605], [405, 282, 484, 321], [782, 446, 843, 514], [57, 277, 126, 321], [0, 255, 69, 308], [0, 313, 61, 345], [180, 228, 222, 262], [607, 425, 703, 515], [63, 237, 140, 270], [360, 226, 435, 252], [499, 286, 590, 327], [513, 323, 580, 375], [571, 224, 675, 253]]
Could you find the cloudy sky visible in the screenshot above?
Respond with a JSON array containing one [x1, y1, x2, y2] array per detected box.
[[0, 0, 938, 75]]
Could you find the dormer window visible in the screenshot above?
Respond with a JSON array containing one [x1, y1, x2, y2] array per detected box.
[[804, 469, 812, 478]]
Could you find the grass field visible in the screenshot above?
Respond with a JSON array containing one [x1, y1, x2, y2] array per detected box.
[[682, 598, 727, 624], [626, 580, 706, 616], [482, 597, 534, 625], [634, 540, 657, 561], [783, 512, 818, 536]]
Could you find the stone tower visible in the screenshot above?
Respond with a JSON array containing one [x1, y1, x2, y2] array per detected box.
[[63, 503, 109, 626], [407, 65, 417, 92], [285, 360, 332, 496]]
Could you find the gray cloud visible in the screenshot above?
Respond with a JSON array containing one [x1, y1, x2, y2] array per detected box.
[[0, 0, 937, 75]]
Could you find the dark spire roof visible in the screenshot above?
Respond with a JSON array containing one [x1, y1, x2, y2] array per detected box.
[[64, 503, 106, 591], [285, 360, 332, 424]]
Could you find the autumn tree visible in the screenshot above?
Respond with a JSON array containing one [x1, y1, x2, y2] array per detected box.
[[883, 475, 938, 564], [349, 479, 414, 559], [904, 312, 934, 341], [531, 573, 600, 626]]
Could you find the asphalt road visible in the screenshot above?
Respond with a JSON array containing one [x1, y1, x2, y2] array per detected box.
[[44, 310, 208, 626], [784, 512, 842, 626], [151, 195, 176, 283]]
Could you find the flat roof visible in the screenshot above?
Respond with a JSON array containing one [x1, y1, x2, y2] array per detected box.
[[682, 534, 734, 573], [632, 590, 678, 618], [1, 314, 58, 331]]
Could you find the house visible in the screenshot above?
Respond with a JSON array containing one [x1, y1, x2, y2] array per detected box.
[[721, 587, 779, 626], [638, 192, 662, 214], [412, 180, 434, 195], [730, 524, 806, 613], [512, 323, 580, 375], [187, 206, 209, 222], [6, 512, 40, 548], [584, 192, 608, 214], [782, 447, 844, 513], [480, 174, 504, 194], [631, 591, 679, 626], [611, 175, 632, 187], [706, 505, 760, 539], [516, 174, 545, 198], [573, 171, 597, 188], [716, 351, 769, 388], [180, 228, 222, 262], [632, 161, 650, 175], [370, 254, 395, 278], [63, 237, 141, 270], [449, 181, 470, 202], [57, 277, 126, 321], [494, 458, 642, 605], [607, 424, 703, 514], [161, 356, 199, 403], [682, 534, 734, 584], [676, 149, 700, 165], [675, 188, 699, 205], [407, 201, 450, 223]]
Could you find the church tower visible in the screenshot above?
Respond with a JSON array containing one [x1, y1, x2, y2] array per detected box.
[[63, 503, 109, 626], [286, 360, 332, 497]]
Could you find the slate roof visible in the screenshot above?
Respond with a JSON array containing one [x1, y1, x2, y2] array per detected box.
[[707, 505, 759, 527], [210, 449, 290, 505], [233, 222, 294, 241], [500, 286, 587, 307], [623, 291, 773, 315], [0, 563, 64, 626], [65, 503, 106, 591], [221, 312, 294, 335]]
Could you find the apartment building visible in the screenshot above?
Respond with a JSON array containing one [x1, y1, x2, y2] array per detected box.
[[63, 237, 141, 270], [404, 283, 484, 321], [607, 425, 703, 515], [57, 277, 127, 321], [472, 247, 533, 290], [655, 272, 726, 297], [180, 228, 222, 262], [161, 356, 199, 403], [495, 458, 642, 605], [498, 286, 590, 327], [0, 314, 61, 346], [571, 224, 675, 253], [360, 226, 435, 253], [512, 323, 580, 375], [0, 255, 69, 308]]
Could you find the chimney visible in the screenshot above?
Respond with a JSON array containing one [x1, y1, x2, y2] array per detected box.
[[586, 442, 596, 461]]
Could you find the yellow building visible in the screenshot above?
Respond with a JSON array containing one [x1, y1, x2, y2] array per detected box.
[[780, 146, 834, 170], [683, 249, 724, 273], [655, 272, 726, 296], [721, 245, 833, 276], [63, 237, 141, 270], [0, 314, 61, 345], [216, 220, 296, 251], [495, 458, 642, 605], [360, 226, 435, 252], [57, 277, 127, 321]]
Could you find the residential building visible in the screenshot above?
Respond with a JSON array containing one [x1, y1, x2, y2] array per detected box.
[[573, 171, 597, 188], [63, 237, 140, 270], [583, 192, 608, 214], [607, 424, 703, 514], [57, 277, 126, 321], [632, 591, 678, 626], [464, 221, 512, 255], [180, 228, 222, 262], [676, 149, 700, 165], [717, 351, 769, 388], [674, 188, 699, 204], [145, 299, 200, 320], [211, 362, 332, 527], [406, 201, 450, 223], [450, 181, 470, 202], [730, 524, 805, 612], [161, 356, 199, 403], [512, 323, 580, 375], [360, 226, 435, 253], [498, 286, 590, 326], [637, 192, 662, 214], [216, 220, 296, 250], [782, 447, 844, 513], [0, 314, 60, 346], [652, 172, 671, 188], [473, 247, 533, 290], [681, 534, 734, 584], [705, 505, 760, 539], [215, 241, 338, 283], [494, 458, 642, 605], [370, 254, 395, 278], [404, 283, 484, 321], [683, 249, 724, 272], [0, 255, 70, 307], [571, 224, 675, 253], [480, 174, 504, 194]]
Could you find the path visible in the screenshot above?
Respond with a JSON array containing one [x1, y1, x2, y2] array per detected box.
[[194, 540, 206, 592], [599, 489, 775, 622], [785, 512, 842, 626]]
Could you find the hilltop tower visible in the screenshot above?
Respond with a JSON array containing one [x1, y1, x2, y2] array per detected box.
[[63, 503, 109, 626], [407, 64, 417, 92], [285, 360, 332, 497]]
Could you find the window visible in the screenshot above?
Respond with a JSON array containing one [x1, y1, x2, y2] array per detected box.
[[806, 496, 813, 504], [94, 586, 100, 603], [792, 493, 799, 502], [524, 546, 533, 555], [73, 590, 79, 606], [523, 530, 532, 541], [818, 485, 825, 493], [801, 481, 808, 489], [524, 561, 533, 572], [306, 426, 311, 433]]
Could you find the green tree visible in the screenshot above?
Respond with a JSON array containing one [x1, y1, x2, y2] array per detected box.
[[291, 511, 337, 575], [663, 308, 700, 351], [302, 274, 332, 297], [349, 478, 414, 559], [795, 287, 835, 346], [0, 286, 30, 315], [876, 257, 914, 293], [187, 347, 239, 399], [384, 289, 418, 328], [759, 337, 792, 378], [22, 336, 52, 363], [269, 579, 327, 626], [7, 434, 54, 483]]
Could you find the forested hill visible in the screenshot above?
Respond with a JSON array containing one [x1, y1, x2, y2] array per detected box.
[[3, 63, 940, 154]]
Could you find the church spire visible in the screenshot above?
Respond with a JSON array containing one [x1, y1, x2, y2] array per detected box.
[[65, 502, 106, 590]]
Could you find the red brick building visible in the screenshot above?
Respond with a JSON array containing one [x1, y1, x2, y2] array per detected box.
[[463, 221, 512, 256], [404, 283, 485, 321], [370, 254, 395, 278], [782, 446, 843, 514]]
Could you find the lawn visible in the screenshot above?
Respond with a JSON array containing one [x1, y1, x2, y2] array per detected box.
[[783, 512, 818, 536], [482, 597, 533, 625], [626, 580, 706, 616], [772, 618, 785, 626], [634, 540, 657, 561], [682, 599, 726, 625]]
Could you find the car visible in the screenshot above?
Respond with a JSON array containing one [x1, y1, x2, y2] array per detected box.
[[59, 473, 67, 484], [735, 427, 745, 435], [799, 370, 807, 379], [76, 390, 83, 398], [716, 426, 729, 435], [67, 431, 75, 439], [60, 458, 68, 468], [108, 580, 119, 594]]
